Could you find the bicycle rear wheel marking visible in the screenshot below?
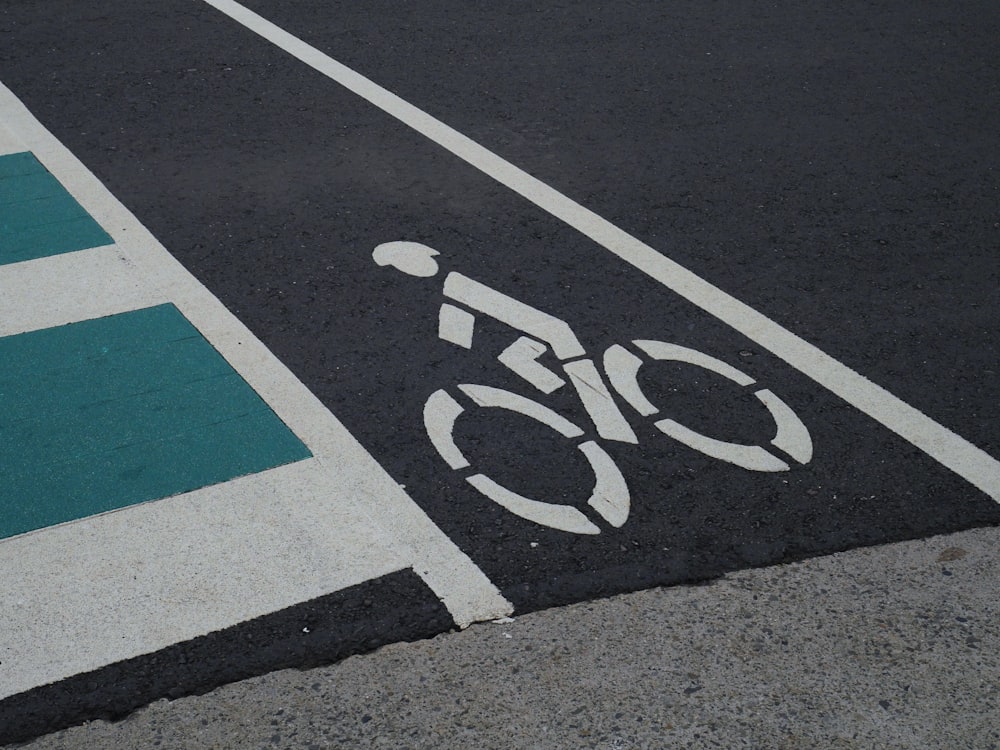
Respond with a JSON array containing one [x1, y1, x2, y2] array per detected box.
[[424, 385, 631, 533]]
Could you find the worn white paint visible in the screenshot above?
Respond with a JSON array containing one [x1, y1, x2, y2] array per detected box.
[[604, 344, 657, 417], [0, 461, 407, 699]]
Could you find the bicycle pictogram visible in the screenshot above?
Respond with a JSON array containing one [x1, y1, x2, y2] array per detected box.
[[374, 241, 814, 535]]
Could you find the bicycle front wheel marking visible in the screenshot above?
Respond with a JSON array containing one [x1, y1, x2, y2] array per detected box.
[[606, 340, 814, 471]]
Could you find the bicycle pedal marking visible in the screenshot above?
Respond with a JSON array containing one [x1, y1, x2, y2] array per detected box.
[[458, 384, 584, 438], [380, 242, 816, 535], [497, 336, 565, 394]]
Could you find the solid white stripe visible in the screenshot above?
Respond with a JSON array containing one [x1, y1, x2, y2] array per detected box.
[[0, 246, 165, 337]]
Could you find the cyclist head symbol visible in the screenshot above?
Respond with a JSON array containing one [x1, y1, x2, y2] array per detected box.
[[373, 241, 440, 277]]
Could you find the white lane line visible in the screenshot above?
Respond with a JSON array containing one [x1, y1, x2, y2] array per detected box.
[[201, 0, 1000, 503], [0, 247, 165, 337], [0, 462, 405, 700], [0, 80, 512, 691], [0, 124, 25, 156]]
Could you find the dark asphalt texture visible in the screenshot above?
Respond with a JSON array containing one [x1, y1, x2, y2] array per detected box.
[[2, 0, 999, 740], [0, 570, 452, 746], [1, 0, 997, 607]]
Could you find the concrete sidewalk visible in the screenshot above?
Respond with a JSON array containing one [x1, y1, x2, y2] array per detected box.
[[14, 525, 998, 749]]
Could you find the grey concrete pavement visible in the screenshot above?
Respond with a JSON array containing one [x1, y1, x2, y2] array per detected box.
[[15, 526, 998, 749]]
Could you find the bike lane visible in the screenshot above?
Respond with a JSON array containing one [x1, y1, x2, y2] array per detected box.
[[248, 0, 1000, 464], [1, 0, 998, 740], [3, 0, 999, 615]]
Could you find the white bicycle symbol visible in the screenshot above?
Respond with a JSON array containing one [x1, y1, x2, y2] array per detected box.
[[374, 241, 813, 535]]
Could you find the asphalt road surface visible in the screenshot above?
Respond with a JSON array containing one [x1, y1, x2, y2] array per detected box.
[[1, 0, 997, 742]]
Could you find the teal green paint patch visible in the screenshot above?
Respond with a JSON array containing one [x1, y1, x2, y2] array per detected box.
[[0, 304, 312, 540], [0, 151, 113, 265], [0, 172, 65, 204], [0, 151, 39, 179]]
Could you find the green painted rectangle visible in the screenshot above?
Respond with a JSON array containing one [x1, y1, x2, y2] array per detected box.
[[2, 192, 91, 232], [0, 216, 115, 265], [0, 151, 39, 179], [0, 151, 113, 265], [0, 304, 312, 539], [0, 172, 65, 204]]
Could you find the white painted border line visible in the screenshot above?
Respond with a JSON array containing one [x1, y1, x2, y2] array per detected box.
[[0, 461, 407, 700], [202, 0, 1000, 502], [0, 247, 166, 337]]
